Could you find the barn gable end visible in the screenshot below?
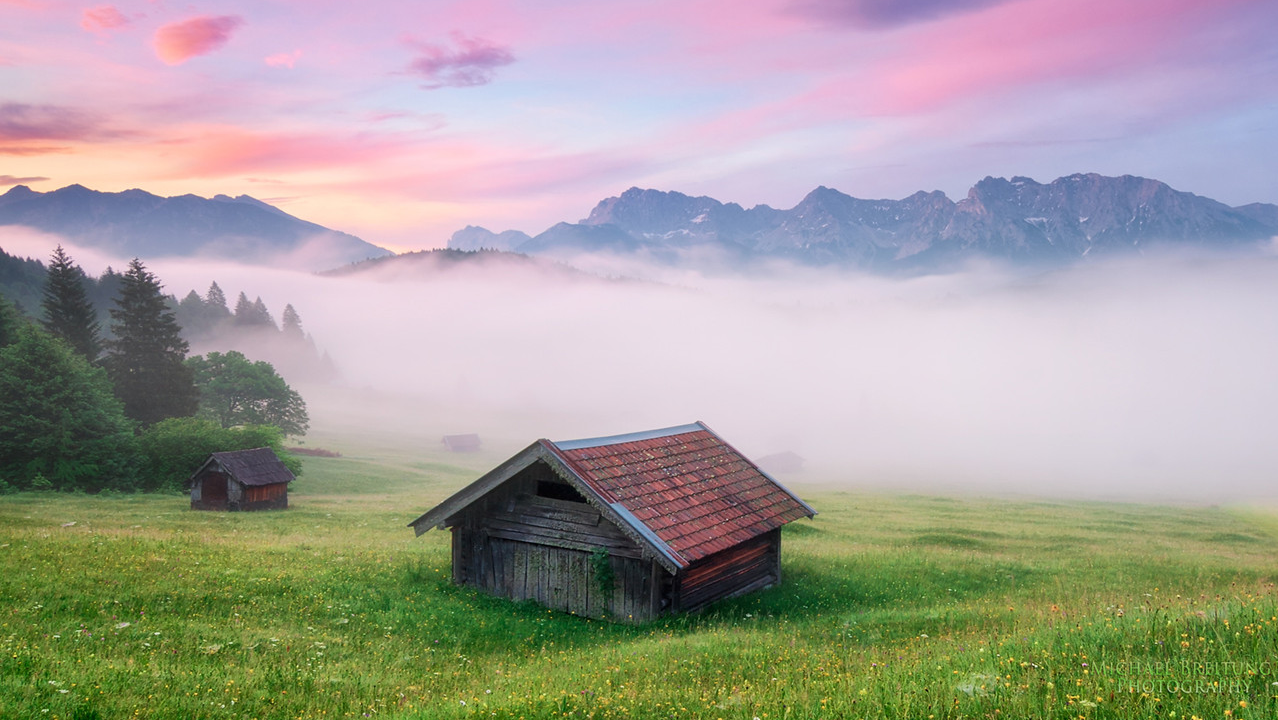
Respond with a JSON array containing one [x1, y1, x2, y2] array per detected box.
[[409, 421, 815, 622], [190, 447, 294, 511]]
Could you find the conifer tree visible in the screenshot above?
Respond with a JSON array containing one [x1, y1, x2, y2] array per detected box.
[[205, 281, 229, 316], [233, 292, 276, 328], [0, 293, 26, 349], [104, 258, 198, 425], [175, 290, 209, 337], [40, 245, 102, 361], [176, 281, 232, 339], [233, 291, 256, 325], [0, 324, 137, 491], [281, 303, 304, 340], [88, 267, 123, 330], [251, 296, 278, 330]]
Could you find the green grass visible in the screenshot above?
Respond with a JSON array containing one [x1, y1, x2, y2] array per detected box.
[[2, 441, 1276, 720]]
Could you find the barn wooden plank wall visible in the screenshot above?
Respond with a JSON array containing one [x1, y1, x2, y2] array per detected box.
[[453, 531, 662, 620], [448, 462, 665, 621], [243, 483, 288, 509], [675, 529, 780, 614], [191, 472, 288, 511], [485, 494, 643, 559], [445, 459, 786, 623]]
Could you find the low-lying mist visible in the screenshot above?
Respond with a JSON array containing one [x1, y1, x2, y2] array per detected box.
[[6, 229, 1278, 502]]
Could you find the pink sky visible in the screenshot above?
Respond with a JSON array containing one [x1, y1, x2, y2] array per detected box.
[[1, 0, 1275, 251]]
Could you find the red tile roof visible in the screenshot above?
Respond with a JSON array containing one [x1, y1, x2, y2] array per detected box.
[[545, 422, 815, 566]]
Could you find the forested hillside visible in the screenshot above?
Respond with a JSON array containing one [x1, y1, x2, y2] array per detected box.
[[0, 246, 311, 494]]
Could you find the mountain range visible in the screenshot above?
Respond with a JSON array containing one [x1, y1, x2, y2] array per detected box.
[[0, 184, 391, 271], [2, 174, 1273, 276], [449, 173, 1278, 271]]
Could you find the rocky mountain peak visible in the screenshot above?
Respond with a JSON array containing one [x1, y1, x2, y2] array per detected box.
[[445, 173, 1278, 272], [0, 184, 37, 200], [583, 187, 727, 232]]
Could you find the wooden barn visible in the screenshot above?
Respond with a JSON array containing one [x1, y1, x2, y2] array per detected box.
[[189, 447, 295, 511], [442, 433, 482, 452], [408, 422, 816, 622]]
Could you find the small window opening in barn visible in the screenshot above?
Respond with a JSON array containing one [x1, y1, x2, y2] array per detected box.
[[536, 480, 587, 503]]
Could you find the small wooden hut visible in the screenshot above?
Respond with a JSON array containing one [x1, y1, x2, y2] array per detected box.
[[408, 422, 816, 622], [442, 433, 482, 452], [189, 447, 295, 511]]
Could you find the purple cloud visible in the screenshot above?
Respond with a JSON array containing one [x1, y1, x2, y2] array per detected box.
[[0, 174, 49, 186], [406, 33, 515, 89], [792, 0, 1010, 28], [0, 103, 100, 142]]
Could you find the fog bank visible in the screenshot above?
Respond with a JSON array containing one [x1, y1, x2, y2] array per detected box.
[[181, 251, 1278, 502], [5, 230, 1277, 502]]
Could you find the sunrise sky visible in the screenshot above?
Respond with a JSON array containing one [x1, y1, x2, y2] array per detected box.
[[2, 0, 1275, 251]]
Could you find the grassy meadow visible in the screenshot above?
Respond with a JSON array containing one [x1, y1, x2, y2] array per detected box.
[[2, 432, 1277, 719]]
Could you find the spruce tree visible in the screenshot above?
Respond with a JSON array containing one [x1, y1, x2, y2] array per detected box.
[[104, 258, 198, 426], [0, 293, 26, 349], [205, 281, 229, 316], [88, 267, 123, 331], [252, 296, 278, 330], [233, 291, 256, 325], [40, 245, 102, 361], [281, 303, 304, 340], [0, 324, 137, 491], [233, 292, 276, 328], [175, 290, 209, 337], [176, 281, 232, 339]]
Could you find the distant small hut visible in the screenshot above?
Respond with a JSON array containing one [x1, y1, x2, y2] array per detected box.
[[442, 433, 482, 452], [409, 422, 816, 623], [190, 448, 295, 511]]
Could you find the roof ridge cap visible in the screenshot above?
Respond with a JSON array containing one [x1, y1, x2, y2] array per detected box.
[[552, 421, 706, 451]]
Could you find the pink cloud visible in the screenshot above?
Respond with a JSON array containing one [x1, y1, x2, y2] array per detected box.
[[80, 5, 130, 35], [153, 15, 244, 66], [168, 127, 408, 177], [264, 50, 302, 69], [364, 110, 448, 132], [406, 33, 515, 89], [793, 0, 1264, 117], [0, 145, 71, 156]]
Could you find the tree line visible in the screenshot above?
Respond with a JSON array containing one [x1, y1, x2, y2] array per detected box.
[[0, 247, 307, 494], [174, 281, 337, 384], [0, 244, 335, 383]]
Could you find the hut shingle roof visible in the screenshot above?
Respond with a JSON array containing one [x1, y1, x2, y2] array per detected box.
[[195, 447, 295, 487]]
